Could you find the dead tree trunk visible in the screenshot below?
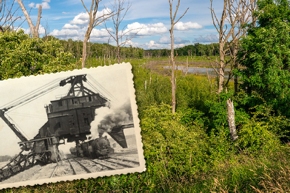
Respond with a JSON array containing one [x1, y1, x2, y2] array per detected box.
[[81, 0, 114, 68], [227, 99, 238, 141], [168, 0, 188, 114], [211, 0, 257, 93], [211, 0, 230, 94], [17, 0, 42, 38]]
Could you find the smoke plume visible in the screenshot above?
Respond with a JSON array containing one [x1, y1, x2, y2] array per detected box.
[[90, 99, 133, 138]]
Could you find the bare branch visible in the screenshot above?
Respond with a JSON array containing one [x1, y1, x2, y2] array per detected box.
[[17, 0, 41, 37], [93, 11, 115, 27], [0, 0, 22, 32], [210, 0, 256, 93], [174, 7, 189, 25], [81, 0, 90, 14], [104, 0, 135, 63], [210, 0, 221, 32], [17, 0, 34, 34], [35, 5, 42, 37], [81, 0, 115, 68]]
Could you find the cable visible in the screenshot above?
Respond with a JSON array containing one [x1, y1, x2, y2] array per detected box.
[[1, 78, 62, 110], [87, 74, 118, 102]]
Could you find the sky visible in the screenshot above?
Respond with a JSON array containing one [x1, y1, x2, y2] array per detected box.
[[7, 0, 223, 50], [0, 63, 138, 156]]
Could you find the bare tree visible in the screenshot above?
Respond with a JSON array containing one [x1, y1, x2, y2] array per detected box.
[[0, 0, 21, 32], [168, 0, 189, 114], [227, 0, 257, 93], [105, 0, 133, 63], [17, 0, 42, 38], [81, 0, 114, 68], [210, 0, 257, 140], [210, 0, 257, 94], [227, 99, 238, 140]]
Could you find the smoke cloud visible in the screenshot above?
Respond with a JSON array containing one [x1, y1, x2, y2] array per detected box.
[[90, 99, 133, 138]]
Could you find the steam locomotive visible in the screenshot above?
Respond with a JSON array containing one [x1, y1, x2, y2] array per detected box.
[[70, 136, 114, 159]]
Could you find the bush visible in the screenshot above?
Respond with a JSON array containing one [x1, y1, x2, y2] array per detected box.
[[237, 120, 281, 153], [140, 104, 209, 182], [0, 30, 76, 79]]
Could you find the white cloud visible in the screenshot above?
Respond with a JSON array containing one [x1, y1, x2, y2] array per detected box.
[[145, 40, 169, 49], [146, 40, 159, 49], [70, 13, 89, 26], [143, 37, 190, 50], [123, 40, 139, 47], [28, 3, 35, 8], [49, 27, 110, 42], [63, 24, 80, 29], [50, 8, 113, 41], [39, 2, 50, 9], [123, 22, 167, 36], [70, 8, 112, 27], [38, 25, 46, 35], [174, 21, 202, 31], [96, 8, 112, 19], [91, 28, 110, 38], [29, 0, 51, 9], [50, 29, 80, 40]]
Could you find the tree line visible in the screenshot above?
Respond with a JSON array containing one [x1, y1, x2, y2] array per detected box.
[[52, 36, 220, 59], [58, 38, 220, 59], [144, 43, 220, 57]]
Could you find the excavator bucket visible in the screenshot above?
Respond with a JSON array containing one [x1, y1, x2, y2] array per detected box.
[[107, 124, 134, 148], [107, 127, 128, 148]]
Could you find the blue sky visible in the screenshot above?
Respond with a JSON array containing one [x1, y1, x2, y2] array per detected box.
[[11, 0, 223, 49]]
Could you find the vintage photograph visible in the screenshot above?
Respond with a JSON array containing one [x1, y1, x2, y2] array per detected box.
[[0, 63, 145, 189]]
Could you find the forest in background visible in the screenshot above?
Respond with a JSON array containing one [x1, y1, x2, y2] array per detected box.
[[58, 38, 219, 60], [1, 0, 290, 192]]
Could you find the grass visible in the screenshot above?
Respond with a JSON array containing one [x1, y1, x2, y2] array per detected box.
[[5, 148, 290, 192]]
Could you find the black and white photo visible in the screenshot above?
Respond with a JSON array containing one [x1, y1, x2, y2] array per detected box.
[[0, 63, 145, 189]]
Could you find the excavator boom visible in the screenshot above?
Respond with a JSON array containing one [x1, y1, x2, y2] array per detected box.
[[0, 109, 28, 142]]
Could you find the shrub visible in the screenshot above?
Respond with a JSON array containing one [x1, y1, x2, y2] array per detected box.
[[0, 30, 75, 79], [140, 104, 209, 180]]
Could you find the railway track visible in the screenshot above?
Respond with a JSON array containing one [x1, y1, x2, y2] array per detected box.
[[108, 157, 140, 166], [50, 158, 92, 178], [105, 159, 134, 168], [16, 156, 140, 180], [92, 157, 139, 170], [49, 164, 59, 178], [89, 159, 118, 170], [69, 158, 92, 174]]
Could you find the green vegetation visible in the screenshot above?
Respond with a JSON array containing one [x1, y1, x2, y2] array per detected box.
[[145, 43, 219, 57], [0, 31, 76, 80], [1, 0, 290, 192], [237, 0, 290, 117]]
